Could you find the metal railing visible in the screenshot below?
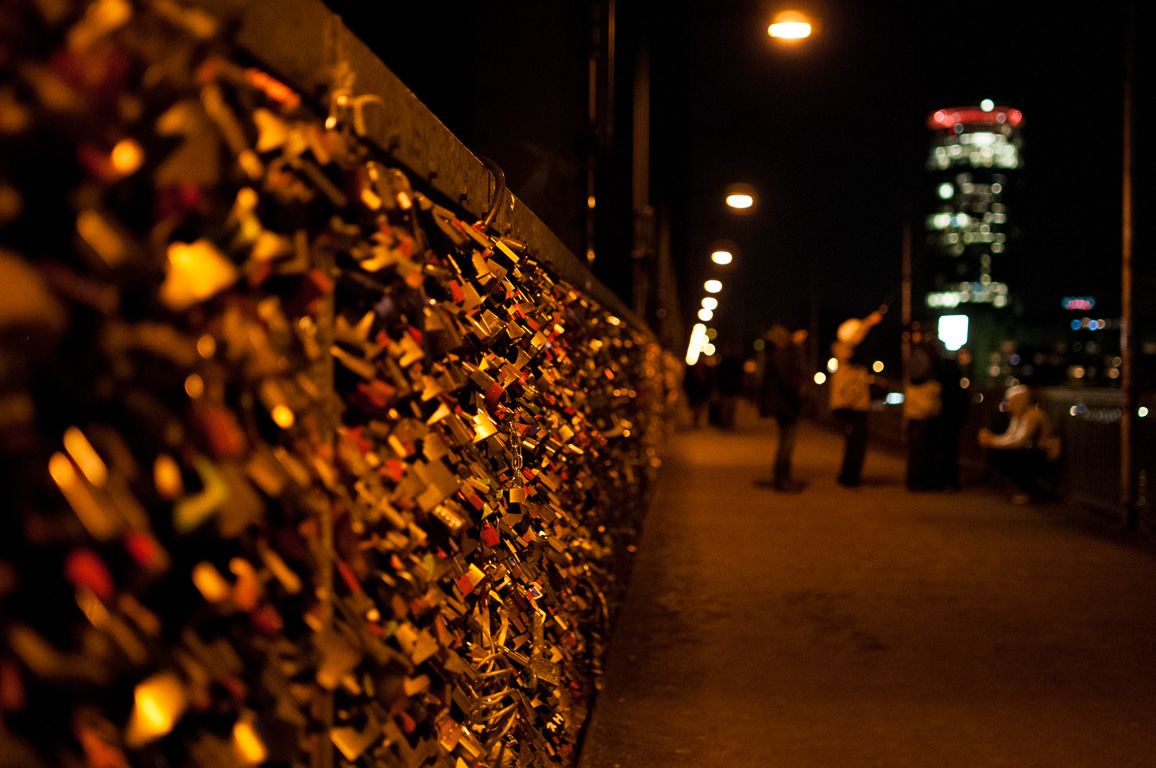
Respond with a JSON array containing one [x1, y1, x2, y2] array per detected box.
[[852, 383, 1156, 524]]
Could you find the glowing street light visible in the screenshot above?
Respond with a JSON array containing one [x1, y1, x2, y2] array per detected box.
[[701, 297, 718, 310], [711, 250, 733, 265], [724, 182, 756, 212], [704, 279, 722, 294], [768, 10, 813, 40], [698, 308, 714, 321]]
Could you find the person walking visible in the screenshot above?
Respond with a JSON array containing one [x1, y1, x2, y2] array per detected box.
[[757, 325, 808, 492], [830, 309, 884, 487]]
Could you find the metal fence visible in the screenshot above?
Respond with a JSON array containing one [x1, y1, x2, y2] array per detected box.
[[815, 381, 1156, 525]]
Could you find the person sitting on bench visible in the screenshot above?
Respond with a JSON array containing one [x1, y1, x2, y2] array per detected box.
[[978, 385, 1061, 504]]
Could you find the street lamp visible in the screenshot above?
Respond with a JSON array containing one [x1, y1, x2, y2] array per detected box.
[[724, 182, 756, 211], [704, 279, 722, 294], [768, 10, 813, 40], [711, 249, 733, 265]]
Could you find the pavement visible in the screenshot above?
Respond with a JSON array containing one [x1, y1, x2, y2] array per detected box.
[[577, 411, 1156, 768]]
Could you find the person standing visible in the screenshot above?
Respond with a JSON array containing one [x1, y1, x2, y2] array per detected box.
[[683, 361, 710, 429], [903, 335, 943, 491], [830, 309, 884, 487], [933, 343, 970, 491], [757, 325, 808, 492], [715, 350, 744, 430]]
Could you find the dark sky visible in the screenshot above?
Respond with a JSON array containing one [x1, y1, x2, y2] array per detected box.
[[667, 0, 1142, 358], [327, 1, 1150, 362]]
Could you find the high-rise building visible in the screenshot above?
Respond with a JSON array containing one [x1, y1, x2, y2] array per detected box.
[[922, 102, 1023, 373], [924, 102, 1022, 309]]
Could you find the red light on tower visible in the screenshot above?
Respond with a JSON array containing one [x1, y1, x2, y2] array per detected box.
[[928, 106, 1025, 130]]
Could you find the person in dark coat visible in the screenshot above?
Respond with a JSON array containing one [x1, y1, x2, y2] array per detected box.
[[933, 343, 970, 491], [715, 351, 744, 430], [757, 325, 808, 491], [683, 361, 710, 429], [904, 334, 943, 491]]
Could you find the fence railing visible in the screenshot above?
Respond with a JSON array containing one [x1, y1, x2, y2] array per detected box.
[[0, 2, 665, 766], [845, 382, 1155, 524]]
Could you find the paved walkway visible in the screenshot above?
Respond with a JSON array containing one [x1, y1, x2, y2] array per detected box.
[[578, 416, 1156, 767]]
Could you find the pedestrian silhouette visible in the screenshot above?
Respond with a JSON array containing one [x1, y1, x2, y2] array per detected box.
[[756, 325, 808, 492], [830, 309, 884, 487], [978, 385, 1061, 503]]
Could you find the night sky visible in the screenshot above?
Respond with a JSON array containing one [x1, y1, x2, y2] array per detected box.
[[669, 0, 1146, 359], [328, 1, 1151, 365]]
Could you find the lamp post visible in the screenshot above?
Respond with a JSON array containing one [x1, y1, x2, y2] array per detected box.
[[1120, 0, 1138, 527]]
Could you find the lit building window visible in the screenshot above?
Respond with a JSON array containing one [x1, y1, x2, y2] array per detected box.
[[938, 315, 969, 351]]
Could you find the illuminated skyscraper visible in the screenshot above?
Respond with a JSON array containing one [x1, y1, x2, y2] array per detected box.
[[924, 102, 1023, 312]]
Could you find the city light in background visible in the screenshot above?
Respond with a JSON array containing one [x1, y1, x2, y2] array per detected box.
[[701, 297, 718, 310], [704, 279, 722, 293], [698, 308, 713, 321], [938, 314, 969, 351], [725, 193, 753, 209], [711, 250, 733, 265]]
